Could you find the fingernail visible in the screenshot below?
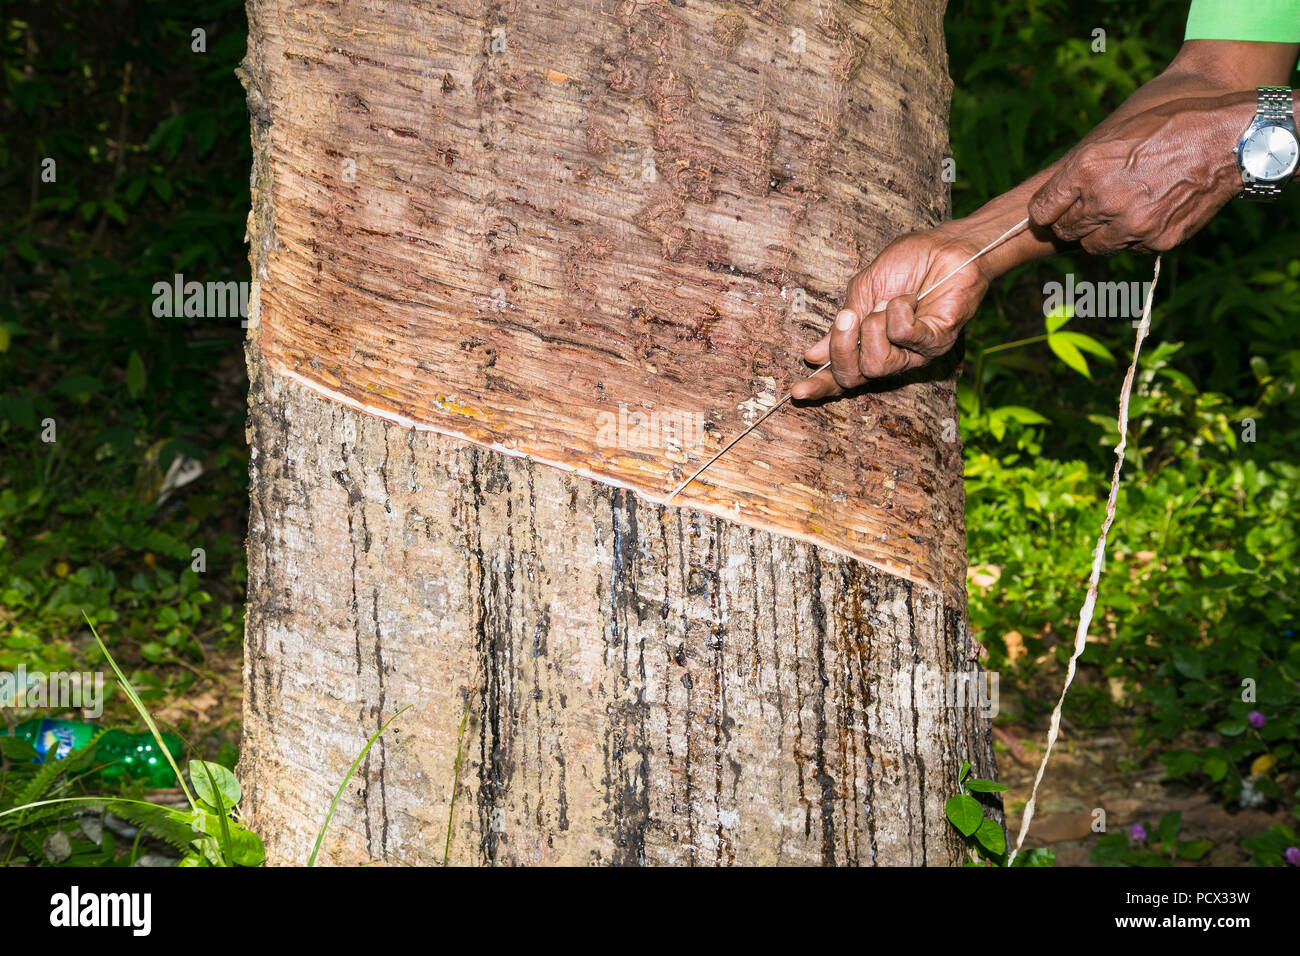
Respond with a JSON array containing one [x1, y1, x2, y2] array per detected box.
[[835, 310, 855, 331]]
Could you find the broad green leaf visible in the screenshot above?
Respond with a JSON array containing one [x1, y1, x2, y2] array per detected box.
[[1045, 305, 1073, 333], [1202, 757, 1228, 782], [0, 736, 39, 761], [1154, 811, 1181, 844], [1048, 332, 1090, 377], [1177, 840, 1213, 861], [992, 405, 1049, 425], [965, 778, 1009, 793], [229, 826, 266, 866], [945, 793, 983, 837], [190, 759, 241, 810], [975, 818, 1006, 855], [1055, 330, 1112, 361], [126, 351, 146, 399]]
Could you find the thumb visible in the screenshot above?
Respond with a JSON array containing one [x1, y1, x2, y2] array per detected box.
[[1028, 170, 1078, 229]]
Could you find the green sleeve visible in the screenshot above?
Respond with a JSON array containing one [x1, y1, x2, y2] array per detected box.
[[1184, 0, 1300, 43]]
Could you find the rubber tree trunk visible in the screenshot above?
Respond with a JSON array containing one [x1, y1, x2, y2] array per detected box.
[[238, 0, 996, 865]]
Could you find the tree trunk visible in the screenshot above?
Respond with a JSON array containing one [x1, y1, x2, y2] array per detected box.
[[238, 0, 995, 866]]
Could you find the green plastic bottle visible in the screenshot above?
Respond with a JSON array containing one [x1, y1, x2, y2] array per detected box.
[[1, 718, 181, 788]]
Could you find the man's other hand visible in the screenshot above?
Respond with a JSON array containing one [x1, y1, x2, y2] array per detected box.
[[1028, 92, 1252, 255]]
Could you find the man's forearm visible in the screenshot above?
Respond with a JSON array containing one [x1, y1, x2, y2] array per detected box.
[[943, 40, 1300, 276]]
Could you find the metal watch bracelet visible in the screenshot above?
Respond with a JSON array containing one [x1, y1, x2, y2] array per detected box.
[[1241, 86, 1295, 200]]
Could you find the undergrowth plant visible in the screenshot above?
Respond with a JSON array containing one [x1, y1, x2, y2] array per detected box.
[[0, 618, 406, 866]]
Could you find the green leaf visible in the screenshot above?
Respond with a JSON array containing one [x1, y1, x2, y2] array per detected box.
[[0, 736, 39, 761], [124, 175, 148, 206], [1154, 811, 1181, 844], [108, 803, 202, 853], [1048, 332, 1090, 377], [1216, 719, 1246, 737], [229, 825, 266, 866], [1045, 306, 1073, 334], [975, 818, 1006, 855], [197, 762, 235, 866], [1056, 330, 1112, 361], [193, 113, 219, 157], [965, 778, 1009, 793], [1171, 647, 1205, 680], [1090, 833, 1130, 866], [13, 237, 39, 263], [140, 641, 171, 664], [190, 759, 241, 810], [126, 351, 146, 399], [1160, 750, 1202, 777], [1202, 757, 1229, 782], [101, 198, 127, 225], [1177, 840, 1213, 861], [993, 405, 1049, 425], [945, 793, 983, 837], [1124, 851, 1171, 867]]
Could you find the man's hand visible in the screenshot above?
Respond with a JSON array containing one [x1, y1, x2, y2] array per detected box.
[[1028, 92, 1253, 255], [792, 229, 994, 400]]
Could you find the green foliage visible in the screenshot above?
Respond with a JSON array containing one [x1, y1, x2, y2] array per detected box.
[[945, 760, 1026, 865], [950, 2, 1300, 864], [1241, 811, 1300, 867], [1, 627, 406, 867], [0, 0, 250, 703], [1090, 813, 1214, 867], [0, 627, 262, 867]]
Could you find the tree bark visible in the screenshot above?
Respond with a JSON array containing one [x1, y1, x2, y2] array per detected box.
[[239, 0, 996, 866]]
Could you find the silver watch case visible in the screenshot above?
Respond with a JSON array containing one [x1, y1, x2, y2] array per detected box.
[[1235, 87, 1298, 201]]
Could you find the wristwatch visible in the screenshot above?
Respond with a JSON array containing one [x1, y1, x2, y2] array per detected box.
[[1235, 86, 1299, 200]]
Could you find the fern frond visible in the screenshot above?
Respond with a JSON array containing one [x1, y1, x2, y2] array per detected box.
[[107, 802, 200, 852]]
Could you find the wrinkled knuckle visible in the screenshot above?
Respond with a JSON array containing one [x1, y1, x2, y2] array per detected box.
[[858, 353, 887, 380], [1074, 149, 1104, 180], [1055, 221, 1082, 243], [831, 365, 859, 390], [918, 337, 949, 359]]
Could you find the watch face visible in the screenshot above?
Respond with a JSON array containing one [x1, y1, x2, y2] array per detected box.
[[1242, 125, 1300, 182]]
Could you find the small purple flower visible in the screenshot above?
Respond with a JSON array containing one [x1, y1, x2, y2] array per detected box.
[[1248, 711, 1267, 729], [1286, 847, 1300, 867], [1130, 823, 1147, 842]]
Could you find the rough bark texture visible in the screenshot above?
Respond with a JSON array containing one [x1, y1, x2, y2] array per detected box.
[[239, 0, 998, 866], [244, 0, 966, 602], [242, 359, 994, 865]]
